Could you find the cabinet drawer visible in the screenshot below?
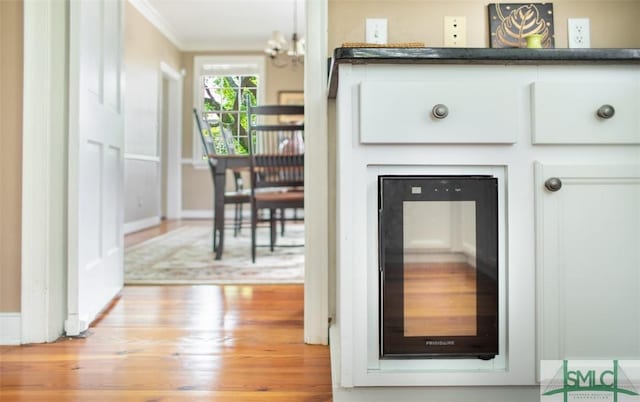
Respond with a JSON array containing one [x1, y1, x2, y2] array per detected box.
[[532, 81, 640, 144], [359, 81, 519, 144]]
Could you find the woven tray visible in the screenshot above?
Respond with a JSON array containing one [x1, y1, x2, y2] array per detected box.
[[342, 42, 425, 48]]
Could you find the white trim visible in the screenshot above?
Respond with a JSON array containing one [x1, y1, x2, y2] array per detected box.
[[303, 0, 329, 345], [191, 163, 208, 170], [181, 209, 214, 219], [181, 208, 253, 220], [126, 0, 183, 49], [124, 216, 162, 235], [65, 0, 81, 338], [191, 55, 266, 162], [181, 42, 267, 53], [160, 61, 181, 80], [124, 153, 161, 162], [0, 313, 22, 345], [182, 158, 208, 170], [21, 0, 67, 344], [160, 62, 183, 219]]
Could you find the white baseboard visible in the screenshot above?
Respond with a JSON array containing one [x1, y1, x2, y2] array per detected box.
[[0, 313, 21, 345], [123, 216, 161, 235], [330, 324, 341, 389]]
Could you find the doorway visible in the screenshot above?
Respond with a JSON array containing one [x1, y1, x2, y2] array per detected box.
[[159, 63, 182, 221], [19, 0, 329, 346]]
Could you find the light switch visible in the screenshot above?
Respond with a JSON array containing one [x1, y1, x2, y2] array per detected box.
[[366, 18, 387, 44]]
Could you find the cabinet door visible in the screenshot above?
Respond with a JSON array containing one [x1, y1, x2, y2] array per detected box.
[[536, 163, 640, 360]]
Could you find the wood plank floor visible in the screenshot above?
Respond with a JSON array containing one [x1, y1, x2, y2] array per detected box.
[[1, 221, 332, 401]]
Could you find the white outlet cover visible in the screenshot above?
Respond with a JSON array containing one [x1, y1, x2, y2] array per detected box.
[[366, 18, 388, 44], [444, 16, 467, 47], [568, 18, 590, 48]]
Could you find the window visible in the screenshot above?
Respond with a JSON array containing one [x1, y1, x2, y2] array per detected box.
[[193, 56, 265, 163]]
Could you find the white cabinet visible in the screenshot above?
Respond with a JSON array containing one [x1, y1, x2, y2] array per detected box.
[[332, 61, 640, 390], [535, 163, 640, 360]]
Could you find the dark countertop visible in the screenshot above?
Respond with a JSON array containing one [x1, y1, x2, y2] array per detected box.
[[327, 47, 640, 98]]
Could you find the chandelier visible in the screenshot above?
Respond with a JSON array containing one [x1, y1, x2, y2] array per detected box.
[[264, 0, 305, 68]]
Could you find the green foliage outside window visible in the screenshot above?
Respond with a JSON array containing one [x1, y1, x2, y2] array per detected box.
[[202, 75, 258, 155]]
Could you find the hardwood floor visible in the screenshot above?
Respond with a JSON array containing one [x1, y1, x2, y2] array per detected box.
[[1, 221, 332, 401]]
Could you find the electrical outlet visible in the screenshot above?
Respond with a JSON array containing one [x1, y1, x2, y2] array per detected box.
[[568, 18, 590, 48], [366, 18, 388, 44], [444, 16, 467, 47]]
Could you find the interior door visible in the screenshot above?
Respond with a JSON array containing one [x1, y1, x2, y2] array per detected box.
[[65, 0, 125, 335]]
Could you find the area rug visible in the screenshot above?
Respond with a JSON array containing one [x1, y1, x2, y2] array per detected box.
[[124, 224, 304, 285]]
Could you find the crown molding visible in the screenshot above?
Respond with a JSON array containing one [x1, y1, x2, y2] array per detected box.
[[127, 0, 184, 50]]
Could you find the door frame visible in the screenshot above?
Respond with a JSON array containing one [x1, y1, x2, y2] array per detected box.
[[303, 0, 329, 345], [20, 0, 330, 345], [159, 62, 183, 219], [21, 0, 68, 343]]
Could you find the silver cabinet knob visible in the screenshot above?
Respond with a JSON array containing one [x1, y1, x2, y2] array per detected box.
[[432, 104, 449, 119], [544, 177, 562, 192], [597, 104, 615, 119]]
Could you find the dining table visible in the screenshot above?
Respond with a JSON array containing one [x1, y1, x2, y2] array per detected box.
[[210, 154, 251, 260]]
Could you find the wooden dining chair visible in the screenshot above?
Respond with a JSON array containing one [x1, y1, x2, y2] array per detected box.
[[246, 103, 305, 263], [193, 108, 251, 252]]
